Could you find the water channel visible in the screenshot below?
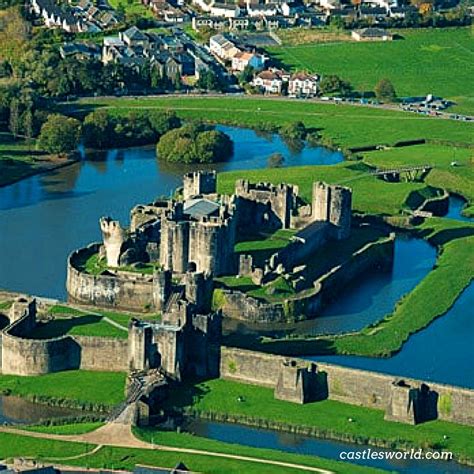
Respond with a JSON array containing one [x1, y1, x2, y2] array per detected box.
[[181, 419, 474, 474], [0, 395, 91, 424]]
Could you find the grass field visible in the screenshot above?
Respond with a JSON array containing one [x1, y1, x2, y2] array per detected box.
[[267, 28, 474, 114], [361, 144, 474, 215], [25, 422, 104, 435], [71, 96, 474, 148], [0, 370, 126, 407], [163, 378, 474, 462], [0, 431, 386, 474]]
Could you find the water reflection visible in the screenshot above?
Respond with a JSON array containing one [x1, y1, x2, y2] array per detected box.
[[0, 396, 89, 424], [183, 419, 473, 474]]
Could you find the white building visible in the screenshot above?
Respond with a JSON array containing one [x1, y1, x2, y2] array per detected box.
[[209, 34, 240, 60], [231, 51, 266, 72], [252, 68, 290, 94], [288, 72, 320, 97]]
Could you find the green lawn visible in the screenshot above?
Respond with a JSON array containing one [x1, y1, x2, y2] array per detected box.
[[268, 27, 474, 114], [107, 0, 153, 17], [234, 228, 297, 266], [0, 370, 126, 407], [28, 313, 128, 339], [25, 422, 104, 435], [361, 144, 474, 216], [163, 378, 474, 462], [0, 132, 39, 186], [0, 431, 386, 474], [29, 304, 159, 339], [218, 162, 428, 216], [71, 96, 474, 149], [79, 252, 158, 276]]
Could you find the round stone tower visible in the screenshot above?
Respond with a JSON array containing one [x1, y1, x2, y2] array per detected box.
[[329, 185, 352, 240]]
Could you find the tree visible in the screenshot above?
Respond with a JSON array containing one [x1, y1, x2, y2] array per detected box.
[[156, 124, 233, 164], [374, 78, 397, 102], [83, 110, 115, 148], [37, 114, 81, 155], [148, 110, 181, 136], [320, 75, 353, 97], [279, 121, 307, 140], [238, 65, 254, 85], [8, 98, 20, 138], [195, 70, 224, 92], [22, 107, 34, 142]]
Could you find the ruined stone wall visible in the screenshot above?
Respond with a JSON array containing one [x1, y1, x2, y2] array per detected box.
[[220, 347, 474, 427], [312, 182, 352, 240], [67, 246, 155, 311], [235, 180, 296, 229], [219, 237, 394, 323]]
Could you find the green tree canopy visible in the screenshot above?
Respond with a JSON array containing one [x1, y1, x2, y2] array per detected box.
[[156, 123, 233, 164], [374, 78, 397, 103], [320, 75, 353, 97], [37, 114, 81, 154]]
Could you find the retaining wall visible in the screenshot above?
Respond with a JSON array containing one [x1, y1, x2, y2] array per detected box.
[[220, 347, 474, 427]]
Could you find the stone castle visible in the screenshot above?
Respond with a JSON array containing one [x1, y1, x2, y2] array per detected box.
[[67, 170, 355, 319]]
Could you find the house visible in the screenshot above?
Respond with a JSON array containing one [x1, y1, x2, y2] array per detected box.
[[351, 27, 393, 41], [30, 0, 84, 32], [231, 51, 266, 72], [389, 5, 415, 18], [229, 16, 250, 29], [264, 15, 290, 29], [166, 52, 195, 78], [192, 0, 214, 12], [60, 42, 102, 60], [192, 16, 228, 30], [281, 2, 302, 16], [358, 6, 387, 19], [247, 3, 279, 17], [210, 2, 241, 17], [288, 72, 320, 97], [209, 34, 240, 60], [252, 68, 290, 93], [120, 26, 151, 47]]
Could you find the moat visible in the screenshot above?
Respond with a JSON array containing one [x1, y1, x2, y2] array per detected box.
[[0, 126, 472, 388]]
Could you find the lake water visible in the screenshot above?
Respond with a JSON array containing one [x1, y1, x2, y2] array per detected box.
[[182, 419, 473, 474], [0, 126, 342, 299]]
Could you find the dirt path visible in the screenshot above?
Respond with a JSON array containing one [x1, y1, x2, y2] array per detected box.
[[0, 422, 335, 474]]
